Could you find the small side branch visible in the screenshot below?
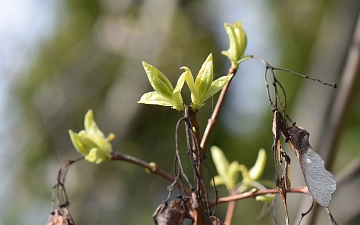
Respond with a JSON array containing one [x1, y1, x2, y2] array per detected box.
[[209, 186, 309, 208], [110, 151, 192, 196], [200, 67, 237, 152]]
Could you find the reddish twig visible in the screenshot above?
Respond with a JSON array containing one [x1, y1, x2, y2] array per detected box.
[[209, 186, 309, 208], [200, 67, 237, 152], [111, 151, 192, 196]]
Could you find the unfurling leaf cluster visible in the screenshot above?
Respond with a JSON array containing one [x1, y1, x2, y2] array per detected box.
[[211, 146, 275, 202], [138, 54, 232, 112], [69, 110, 115, 164], [221, 22, 250, 69]]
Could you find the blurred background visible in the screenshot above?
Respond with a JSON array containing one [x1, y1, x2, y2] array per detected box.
[[1, 0, 359, 224]]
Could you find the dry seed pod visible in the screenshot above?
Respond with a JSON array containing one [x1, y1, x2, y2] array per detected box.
[[288, 125, 336, 207], [47, 208, 75, 225]]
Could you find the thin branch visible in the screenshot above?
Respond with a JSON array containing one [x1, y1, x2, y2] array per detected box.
[[175, 115, 193, 190], [208, 186, 309, 208], [110, 151, 192, 196], [200, 67, 237, 152], [52, 156, 84, 211], [272, 67, 338, 89], [297, 198, 314, 225], [224, 190, 237, 225], [251, 54, 337, 116]]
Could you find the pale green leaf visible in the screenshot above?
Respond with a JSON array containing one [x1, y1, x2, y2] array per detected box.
[[85, 148, 111, 164], [233, 21, 247, 57], [180, 67, 200, 105], [172, 73, 185, 111], [195, 54, 213, 99], [68, 130, 97, 155], [255, 194, 276, 203], [138, 91, 173, 106], [227, 161, 239, 190], [238, 164, 250, 183], [84, 109, 105, 139], [249, 149, 267, 181], [223, 23, 239, 63], [211, 146, 229, 180], [201, 75, 233, 102], [212, 175, 225, 187], [142, 61, 174, 101]]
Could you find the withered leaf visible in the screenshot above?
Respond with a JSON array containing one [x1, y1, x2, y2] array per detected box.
[[288, 125, 336, 207]]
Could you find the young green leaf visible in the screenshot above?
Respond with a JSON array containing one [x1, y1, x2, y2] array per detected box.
[[69, 110, 114, 164], [211, 146, 229, 180], [248, 149, 267, 181], [201, 75, 233, 102], [195, 54, 213, 99], [222, 22, 248, 69], [68, 130, 97, 155], [227, 161, 240, 190], [181, 54, 232, 111], [140, 62, 185, 112], [255, 194, 276, 203], [138, 91, 173, 106], [142, 61, 174, 102]]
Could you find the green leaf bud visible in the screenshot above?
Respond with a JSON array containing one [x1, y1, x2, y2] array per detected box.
[[142, 62, 174, 102], [227, 161, 240, 190], [200, 75, 233, 103], [195, 54, 213, 100], [138, 91, 173, 106], [85, 148, 111, 164], [212, 175, 225, 187], [248, 149, 267, 181], [68, 130, 97, 155], [221, 22, 248, 69], [69, 110, 114, 164], [255, 194, 276, 203], [211, 146, 229, 179]]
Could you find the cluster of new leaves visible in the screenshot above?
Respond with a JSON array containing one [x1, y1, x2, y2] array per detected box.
[[211, 147, 275, 202], [69, 110, 115, 164], [221, 22, 250, 69], [138, 22, 248, 112], [138, 54, 232, 112]]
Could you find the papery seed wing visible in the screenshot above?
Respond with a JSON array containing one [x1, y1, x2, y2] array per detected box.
[[299, 147, 336, 207]]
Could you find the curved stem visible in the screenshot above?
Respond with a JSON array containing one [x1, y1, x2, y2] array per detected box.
[[110, 151, 192, 196], [200, 67, 237, 152]]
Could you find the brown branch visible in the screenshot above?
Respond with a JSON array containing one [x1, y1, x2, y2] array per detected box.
[[200, 67, 237, 152], [224, 190, 238, 225], [110, 151, 192, 196], [187, 107, 206, 199], [208, 186, 309, 208]]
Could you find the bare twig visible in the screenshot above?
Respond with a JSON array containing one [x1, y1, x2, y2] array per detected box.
[[52, 156, 84, 210], [297, 198, 314, 225], [111, 151, 192, 196], [208, 186, 309, 208], [272, 67, 338, 89], [200, 67, 237, 152], [224, 190, 237, 225]]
